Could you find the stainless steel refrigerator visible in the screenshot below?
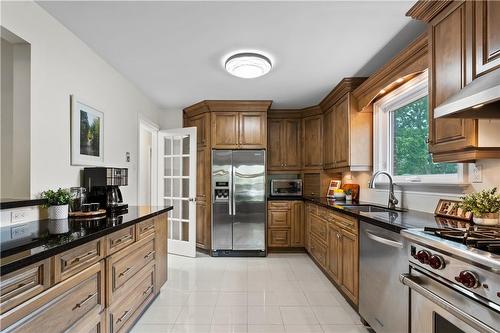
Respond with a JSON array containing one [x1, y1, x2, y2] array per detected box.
[[211, 150, 266, 257]]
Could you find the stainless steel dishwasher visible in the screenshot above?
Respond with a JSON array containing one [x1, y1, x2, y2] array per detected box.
[[359, 222, 409, 333]]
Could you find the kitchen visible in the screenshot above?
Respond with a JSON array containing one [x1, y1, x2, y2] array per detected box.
[[1, 1, 499, 333]]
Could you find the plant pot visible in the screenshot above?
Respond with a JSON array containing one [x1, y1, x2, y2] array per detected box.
[[346, 194, 353, 201], [48, 204, 69, 220], [48, 219, 69, 234], [473, 212, 499, 226]]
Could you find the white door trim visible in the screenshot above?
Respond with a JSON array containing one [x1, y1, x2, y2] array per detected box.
[[138, 118, 159, 206]]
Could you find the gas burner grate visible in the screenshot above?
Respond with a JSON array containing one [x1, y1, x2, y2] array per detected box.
[[424, 225, 500, 254]]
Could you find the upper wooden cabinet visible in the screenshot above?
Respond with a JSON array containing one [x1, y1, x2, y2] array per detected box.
[[239, 112, 267, 148], [267, 117, 301, 171], [212, 112, 240, 148], [187, 112, 210, 148], [211, 111, 267, 149], [320, 78, 370, 172], [302, 114, 323, 169], [408, 0, 500, 162]]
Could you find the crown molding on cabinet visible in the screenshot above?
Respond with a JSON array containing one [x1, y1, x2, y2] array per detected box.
[[319, 77, 367, 111], [406, 0, 454, 22], [184, 100, 272, 118]]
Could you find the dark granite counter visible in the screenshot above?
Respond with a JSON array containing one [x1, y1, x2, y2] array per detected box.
[[282, 196, 468, 233], [0, 206, 173, 275], [0, 198, 47, 210]]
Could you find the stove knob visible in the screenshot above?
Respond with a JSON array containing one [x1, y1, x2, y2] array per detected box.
[[414, 250, 431, 264], [429, 254, 446, 270], [455, 271, 480, 289]]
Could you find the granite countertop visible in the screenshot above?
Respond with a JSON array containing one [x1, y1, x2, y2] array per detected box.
[[268, 195, 304, 201], [277, 196, 469, 233], [0, 198, 47, 210], [0, 205, 173, 275]]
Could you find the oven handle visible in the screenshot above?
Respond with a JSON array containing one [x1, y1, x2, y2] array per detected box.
[[399, 273, 498, 333]]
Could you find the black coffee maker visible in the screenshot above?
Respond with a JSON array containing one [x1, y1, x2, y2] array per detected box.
[[83, 167, 128, 214]]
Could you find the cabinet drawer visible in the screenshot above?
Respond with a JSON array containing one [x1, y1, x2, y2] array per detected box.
[[1, 262, 104, 332], [106, 226, 135, 255], [306, 203, 318, 215], [109, 265, 155, 333], [332, 212, 357, 233], [268, 210, 290, 228], [67, 307, 105, 333], [107, 236, 156, 305], [309, 235, 327, 267], [310, 214, 327, 242], [268, 229, 290, 247], [54, 238, 104, 283], [0, 259, 51, 315], [136, 218, 155, 240], [268, 201, 292, 210]]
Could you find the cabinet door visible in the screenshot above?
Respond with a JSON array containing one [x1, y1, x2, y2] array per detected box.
[[268, 120, 283, 169], [323, 108, 335, 169], [282, 119, 301, 170], [290, 201, 304, 247], [303, 115, 322, 169], [429, 3, 476, 155], [268, 209, 291, 228], [239, 112, 266, 148], [474, 1, 500, 77], [195, 200, 209, 249], [268, 229, 291, 247], [196, 147, 209, 200], [212, 112, 239, 148], [334, 96, 350, 168], [327, 223, 342, 284], [340, 228, 358, 304], [190, 113, 210, 148]]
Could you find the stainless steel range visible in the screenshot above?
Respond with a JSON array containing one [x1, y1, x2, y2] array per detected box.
[[401, 226, 500, 333]]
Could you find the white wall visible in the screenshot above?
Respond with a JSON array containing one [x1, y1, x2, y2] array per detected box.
[[160, 109, 183, 130], [345, 160, 500, 213], [1, 37, 30, 198], [1, 1, 163, 204]]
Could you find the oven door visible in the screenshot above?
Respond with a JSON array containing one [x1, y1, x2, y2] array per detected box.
[[400, 268, 500, 333]]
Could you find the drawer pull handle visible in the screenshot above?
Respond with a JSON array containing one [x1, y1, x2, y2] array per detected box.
[[73, 293, 97, 311], [142, 225, 155, 233], [70, 251, 95, 265], [116, 310, 130, 323], [144, 251, 155, 260], [118, 266, 134, 278], [142, 286, 153, 296], [114, 235, 131, 245]]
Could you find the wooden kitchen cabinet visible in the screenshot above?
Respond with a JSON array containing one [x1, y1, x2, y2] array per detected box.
[[333, 96, 349, 169], [239, 112, 267, 148], [188, 112, 210, 148], [306, 203, 359, 305], [408, 0, 500, 162], [322, 107, 335, 169], [302, 115, 323, 169], [267, 200, 304, 250], [267, 118, 301, 171], [212, 112, 239, 148], [327, 222, 342, 284]]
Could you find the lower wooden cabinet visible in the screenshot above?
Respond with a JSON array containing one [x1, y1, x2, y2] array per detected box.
[[1, 261, 105, 332], [267, 201, 304, 250], [306, 203, 359, 305], [0, 212, 170, 333]]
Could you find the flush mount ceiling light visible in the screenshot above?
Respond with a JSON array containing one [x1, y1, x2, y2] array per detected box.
[[224, 52, 272, 79]]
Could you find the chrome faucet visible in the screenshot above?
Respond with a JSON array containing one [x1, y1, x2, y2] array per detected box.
[[368, 171, 399, 210]]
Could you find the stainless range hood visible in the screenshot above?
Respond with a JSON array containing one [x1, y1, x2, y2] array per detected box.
[[434, 71, 500, 118]]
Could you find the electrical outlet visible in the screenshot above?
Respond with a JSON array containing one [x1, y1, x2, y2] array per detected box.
[[11, 209, 32, 223], [126, 152, 131, 162], [11, 224, 29, 240], [471, 164, 482, 183]]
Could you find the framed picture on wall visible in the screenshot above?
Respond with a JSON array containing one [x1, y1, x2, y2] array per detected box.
[[70, 95, 104, 165]]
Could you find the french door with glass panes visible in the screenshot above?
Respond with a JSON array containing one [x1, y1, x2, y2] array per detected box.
[[158, 127, 196, 257]]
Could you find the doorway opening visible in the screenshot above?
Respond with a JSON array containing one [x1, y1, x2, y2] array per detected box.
[[138, 119, 158, 206]]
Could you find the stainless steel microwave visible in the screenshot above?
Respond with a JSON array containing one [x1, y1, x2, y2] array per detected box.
[[270, 179, 303, 196]]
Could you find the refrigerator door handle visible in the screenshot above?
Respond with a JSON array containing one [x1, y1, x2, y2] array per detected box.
[[232, 165, 236, 215], [228, 167, 232, 216]]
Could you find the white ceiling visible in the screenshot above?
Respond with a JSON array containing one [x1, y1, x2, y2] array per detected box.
[[38, 1, 424, 110]]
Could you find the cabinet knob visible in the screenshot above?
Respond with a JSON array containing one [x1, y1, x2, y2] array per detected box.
[[425, 137, 431, 144]]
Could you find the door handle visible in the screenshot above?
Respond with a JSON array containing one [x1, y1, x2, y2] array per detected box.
[[399, 274, 497, 333], [365, 230, 403, 248], [189, 197, 196, 202]]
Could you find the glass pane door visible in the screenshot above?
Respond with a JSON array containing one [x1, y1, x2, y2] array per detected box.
[[159, 127, 196, 257]]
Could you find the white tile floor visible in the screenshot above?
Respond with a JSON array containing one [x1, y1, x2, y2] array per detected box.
[[132, 253, 369, 333]]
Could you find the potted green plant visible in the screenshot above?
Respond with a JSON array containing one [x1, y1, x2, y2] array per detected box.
[[460, 188, 500, 225], [345, 189, 353, 201], [41, 188, 71, 220]]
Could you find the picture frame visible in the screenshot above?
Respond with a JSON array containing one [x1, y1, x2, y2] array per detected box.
[[434, 199, 472, 221], [71, 95, 104, 166], [326, 180, 342, 198]]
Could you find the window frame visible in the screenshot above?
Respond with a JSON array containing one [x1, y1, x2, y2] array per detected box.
[[373, 71, 465, 185]]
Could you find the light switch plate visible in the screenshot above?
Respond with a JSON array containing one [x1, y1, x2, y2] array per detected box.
[[11, 209, 32, 223], [471, 164, 482, 183]]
